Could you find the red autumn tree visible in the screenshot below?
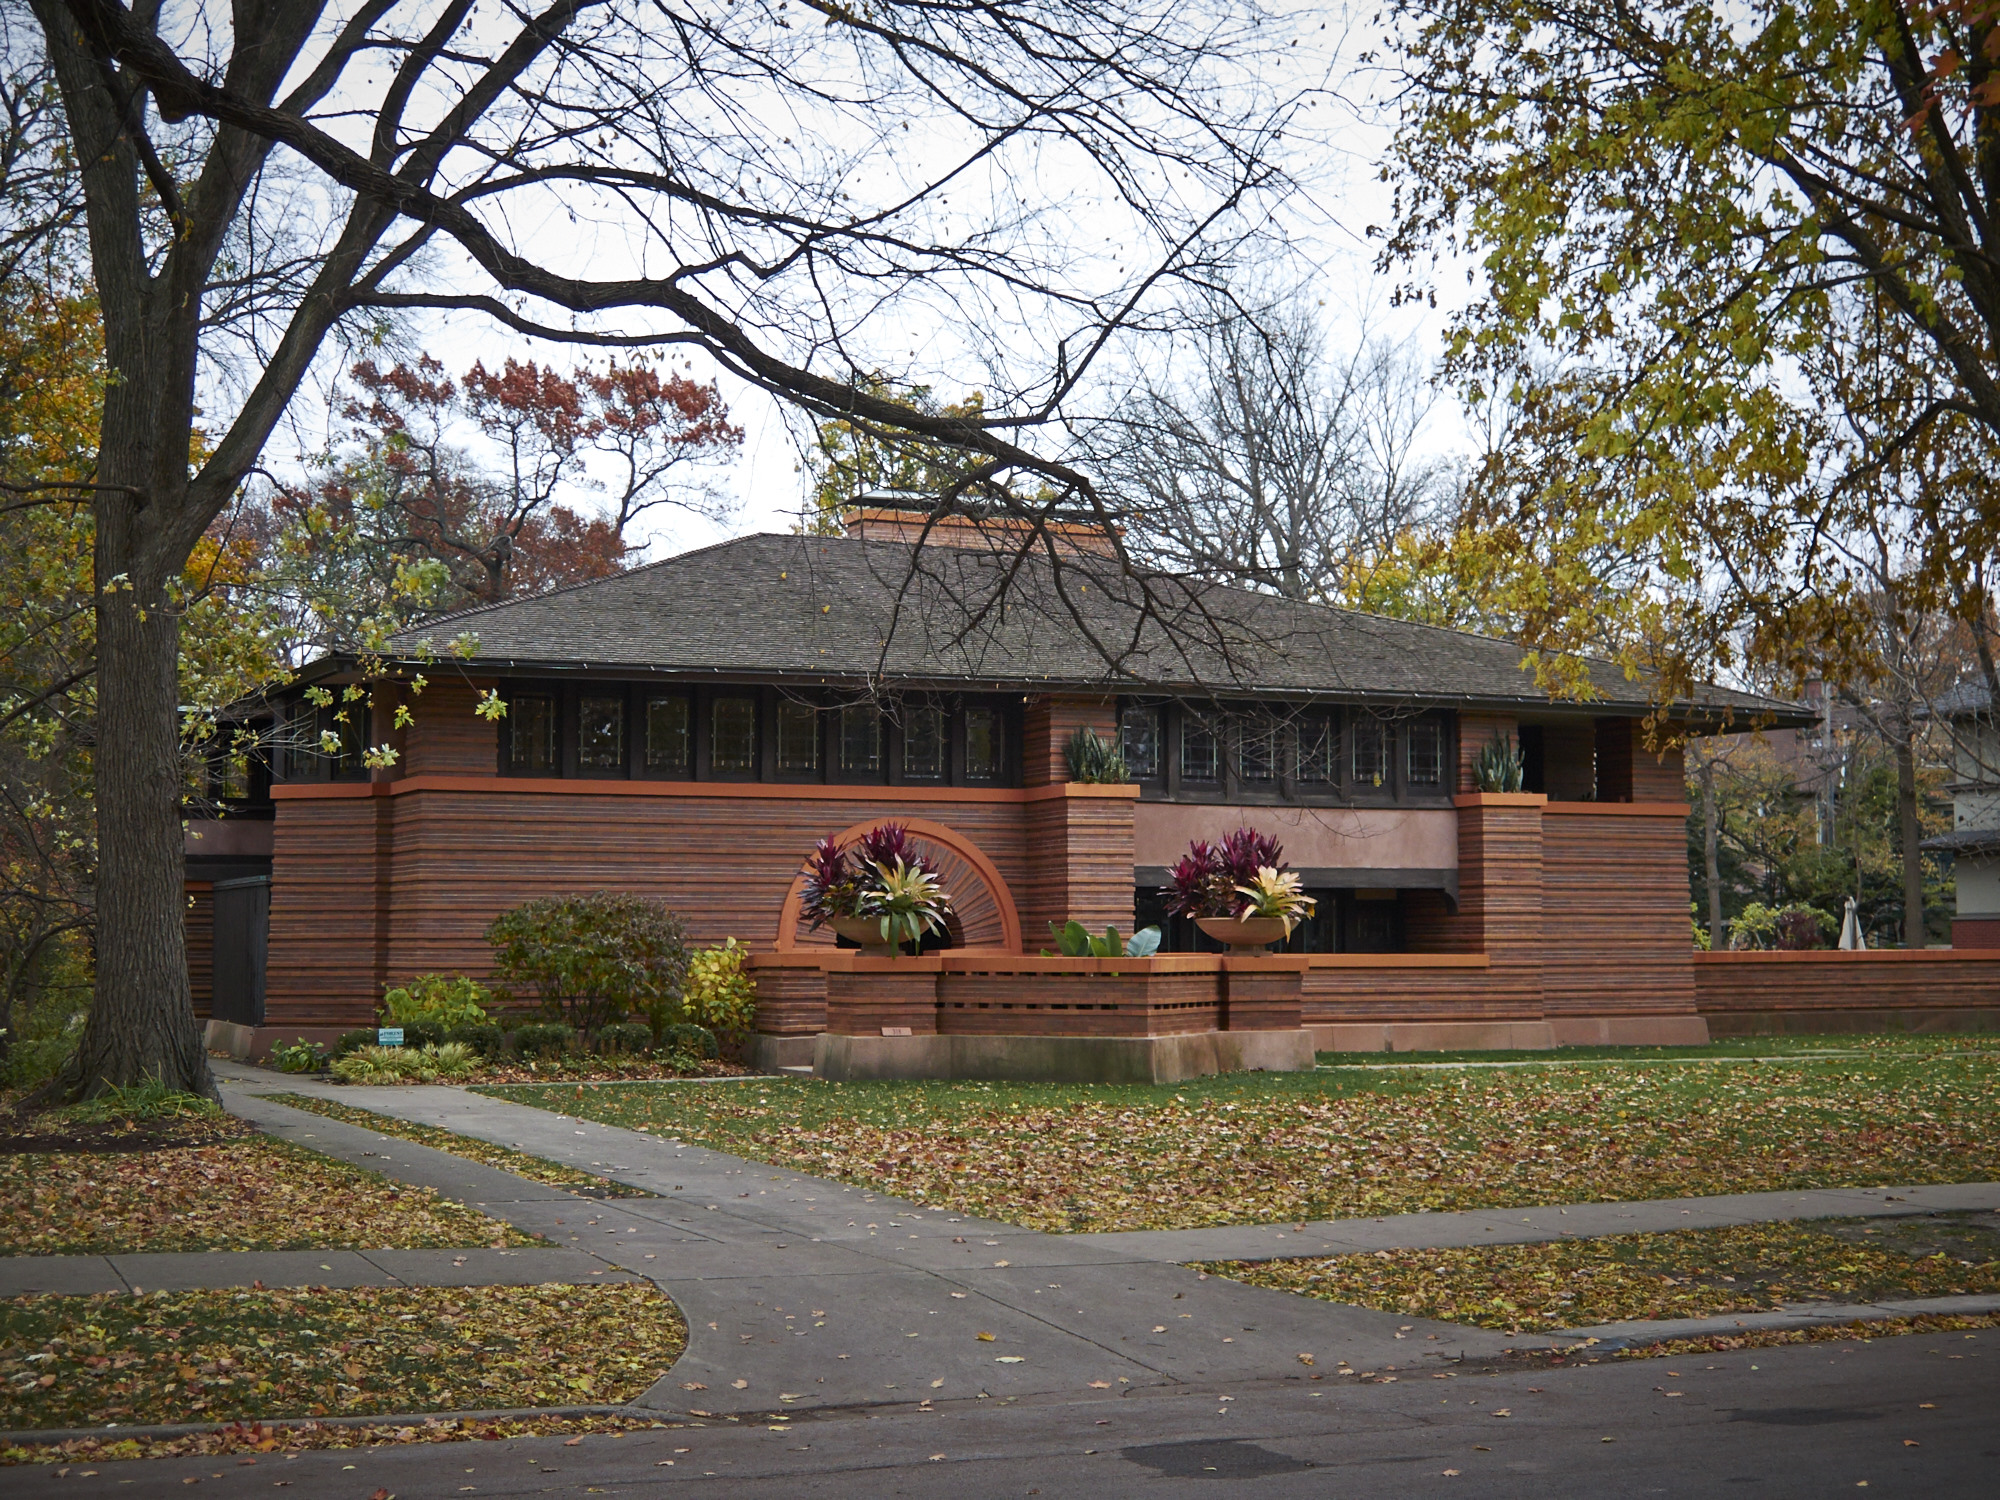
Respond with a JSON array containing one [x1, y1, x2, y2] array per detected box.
[[267, 352, 740, 646]]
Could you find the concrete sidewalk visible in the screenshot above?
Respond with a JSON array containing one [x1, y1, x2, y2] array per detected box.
[[0, 1245, 640, 1298], [216, 1068, 2000, 1418], [220, 1077, 1521, 1419]]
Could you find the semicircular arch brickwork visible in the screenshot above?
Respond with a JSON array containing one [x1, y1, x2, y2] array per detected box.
[[773, 818, 1022, 953]]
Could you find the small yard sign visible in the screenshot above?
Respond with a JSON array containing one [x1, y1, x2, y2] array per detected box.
[[376, 1027, 404, 1047]]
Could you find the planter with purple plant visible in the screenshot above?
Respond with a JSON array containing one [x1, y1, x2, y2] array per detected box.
[[1161, 828, 1317, 953], [800, 822, 955, 957]]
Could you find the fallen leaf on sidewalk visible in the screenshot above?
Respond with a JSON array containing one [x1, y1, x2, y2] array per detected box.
[[731, 1379, 749, 1389], [977, 1332, 996, 1341], [1087, 1381, 1111, 1389]]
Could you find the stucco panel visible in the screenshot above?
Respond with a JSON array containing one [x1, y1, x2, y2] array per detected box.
[[1132, 803, 1457, 871]]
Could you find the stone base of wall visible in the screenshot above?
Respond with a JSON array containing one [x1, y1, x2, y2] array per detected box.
[[1706, 1008, 2000, 1037], [1547, 1015, 1712, 1047], [1309, 1020, 1556, 1054], [813, 1028, 1314, 1083]]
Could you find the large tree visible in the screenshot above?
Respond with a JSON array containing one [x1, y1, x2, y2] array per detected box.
[[1091, 283, 1455, 603], [1381, 0, 2000, 708], [19, 0, 1291, 1097]]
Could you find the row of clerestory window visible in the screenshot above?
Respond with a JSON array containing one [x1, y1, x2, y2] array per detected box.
[[500, 683, 1015, 786], [1117, 701, 1451, 803]]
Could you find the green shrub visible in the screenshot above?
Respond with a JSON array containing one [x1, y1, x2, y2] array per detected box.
[[446, 1022, 506, 1060], [683, 939, 756, 1035], [486, 892, 690, 1035], [331, 1028, 378, 1059], [662, 1022, 718, 1061], [0, 937, 91, 1089], [330, 1042, 477, 1085], [398, 1018, 447, 1050], [269, 1038, 327, 1074], [596, 1021, 654, 1056], [380, 974, 492, 1029], [511, 1021, 575, 1059]]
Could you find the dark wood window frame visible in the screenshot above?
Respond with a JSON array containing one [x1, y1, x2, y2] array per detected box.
[[494, 680, 1020, 789], [1123, 698, 1455, 809]]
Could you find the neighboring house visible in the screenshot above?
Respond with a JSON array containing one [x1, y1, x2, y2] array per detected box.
[[189, 507, 1870, 1058], [1924, 679, 2000, 950]]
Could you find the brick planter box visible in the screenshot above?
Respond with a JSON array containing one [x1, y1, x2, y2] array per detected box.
[[1220, 955, 1307, 1032], [937, 955, 1222, 1037], [823, 955, 943, 1035]]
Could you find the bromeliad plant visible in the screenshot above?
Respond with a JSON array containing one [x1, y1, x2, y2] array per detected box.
[[1234, 867, 1317, 933], [1161, 827, 1315, 932], [1160, 827, 1283, 920], [800, 822, 955, 954]]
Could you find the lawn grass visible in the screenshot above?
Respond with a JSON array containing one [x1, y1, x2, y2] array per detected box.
[[0, 1282, 685, 1430], [483, 1035, 2000, 1232], [1314, 1033, 1998, 1067], [0, 1117, 540, 1255], [1199, 1213, 2000, 1333], [263, 1094, 651, 1197]]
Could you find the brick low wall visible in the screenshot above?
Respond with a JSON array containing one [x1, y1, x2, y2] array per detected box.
[[1695, 951, 2000, 1034]]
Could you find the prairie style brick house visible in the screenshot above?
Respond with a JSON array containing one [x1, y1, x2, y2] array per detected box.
[[188, 514, 2000, 1072]]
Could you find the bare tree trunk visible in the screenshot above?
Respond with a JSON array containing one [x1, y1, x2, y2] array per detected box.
[[63, 575, 213, 1097], [1699, 751, 1724, 949], [1895, 726, 1925, 949]]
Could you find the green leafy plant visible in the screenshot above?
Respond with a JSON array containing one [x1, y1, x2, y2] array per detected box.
[[1063, 725, 1130, 784], [857, 856, 952, 955], [1233, 867, 1318, 934], [59, 1078, 221, 1124], [685, 939, 757, 1035], [445, 1022, 506, 1060], [485, 892, 691, 1035], [1043, 921, 1163, 958], [1473, 733, 1525, 793], [330, 1042, 477, 1085], [269, 1038, 327, 1074], [510, 1021, 576, 1059], [662, 1022, 719, 1061], [1729, 902, 1837, 952], [596, 1021, 654, 1056], [331, 1028, 378, 1060], [380, 974, 492, 1029]]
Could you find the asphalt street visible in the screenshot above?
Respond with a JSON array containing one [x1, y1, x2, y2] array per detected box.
[[12, 1325, 1994, 1497]]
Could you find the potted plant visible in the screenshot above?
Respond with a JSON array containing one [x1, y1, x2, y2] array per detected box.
[[1161, 828, 1317, 952], [800, 822, 954, 956]]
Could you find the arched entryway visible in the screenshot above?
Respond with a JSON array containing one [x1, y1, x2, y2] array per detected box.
[[773, 818, 1023, 953]]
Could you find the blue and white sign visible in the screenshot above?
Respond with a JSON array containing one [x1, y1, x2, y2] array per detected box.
[[376, 1027, 404, 1047]]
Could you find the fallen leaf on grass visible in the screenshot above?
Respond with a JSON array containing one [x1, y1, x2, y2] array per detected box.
[[486, 1048, 2000, 1234]]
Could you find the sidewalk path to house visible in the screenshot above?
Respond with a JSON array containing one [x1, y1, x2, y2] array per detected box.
[[210, 1065, 2000, 1419], [0, 1245, 640, 1299]]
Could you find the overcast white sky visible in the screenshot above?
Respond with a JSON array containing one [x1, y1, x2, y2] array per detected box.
[[264, 4, 1472, 568]]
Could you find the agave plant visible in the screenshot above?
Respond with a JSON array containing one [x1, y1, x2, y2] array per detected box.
[[1234, 866, 1317, 933], [1473, 732, 1525, 793], [1063, 726, 1130, 784], [856, 856, 952, 954]]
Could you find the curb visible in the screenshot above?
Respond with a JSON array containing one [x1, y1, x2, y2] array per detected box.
[[0, 1403, 652, 1448], [1557, 1292, 2000, 1350]]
